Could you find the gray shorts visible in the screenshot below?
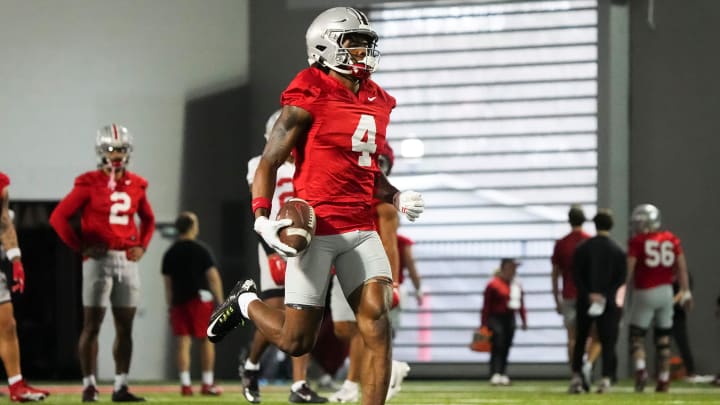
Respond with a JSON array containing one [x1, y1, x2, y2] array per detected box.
[[82, 250, 140, 307], [630, 284, 674, 329], [285, 230, 391, 308], [561, 298, 577, 328], [0, 271, 11, 304], [330, 274, 355, 322]]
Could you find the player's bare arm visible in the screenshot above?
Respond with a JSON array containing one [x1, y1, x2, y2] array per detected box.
[[252, 105, 311, 219], [163, 275, 173, 307], [675, 253, 693, 309], [0, 188, 19, 250], [206, 266, 224, 304], [551, 264, 561, 313], [626, 256, 637, 288]]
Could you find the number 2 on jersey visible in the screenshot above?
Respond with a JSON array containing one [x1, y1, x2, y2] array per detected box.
[[109, 192, 131, 225], [351, 114, 377, 167], [644, 240, 675, 267]]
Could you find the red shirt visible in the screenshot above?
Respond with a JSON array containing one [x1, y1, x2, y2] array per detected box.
[[50, 170, 155, 252], [396, 234, 414, 285], [481, 275, 527, 326], [628, 230, 683, 289], [0, 172, 9, 193], [552, 229, 591, 299], [281, 67, 396, 235]]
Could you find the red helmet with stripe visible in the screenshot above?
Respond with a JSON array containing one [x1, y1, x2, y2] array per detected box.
[[95, 123, 133, 169]]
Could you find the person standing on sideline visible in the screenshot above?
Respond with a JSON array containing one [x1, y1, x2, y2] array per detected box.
[[50, 124, 155, 402], [567, 210, 626, 393], [162, 212, 224, 396], [0, 172, 50, 402], [551, 205, 601, 379], [206, 7, 425, 405], [626, 203, 692, 393], [240, 110, 327, 404], [481, 258, 527, 386]]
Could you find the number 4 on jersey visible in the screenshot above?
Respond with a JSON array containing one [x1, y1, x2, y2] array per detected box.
[[351, 114, 377, 167]]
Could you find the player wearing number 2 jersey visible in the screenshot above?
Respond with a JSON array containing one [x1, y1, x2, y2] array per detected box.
[[50, 124, 155, 402], [626, 204, 691, 393], [206, 7, 424, 405]]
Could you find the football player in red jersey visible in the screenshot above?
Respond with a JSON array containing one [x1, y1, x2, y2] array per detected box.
[[626, 204, 692, 393], [206, 7, 424, 405], [551, 205, 601, 379], [49, 124, 155, 402], [240, 110, 327, 404], [0, 173, 50, 402]]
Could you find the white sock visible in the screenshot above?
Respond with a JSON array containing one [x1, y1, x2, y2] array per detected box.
[[8, 375, 22, 385], [202, 371, 213, 385], [601, 377, 611, 386], [114, 374, 128, 391], [343, 380, 359, 390], [658, 371, 670, 382], [635, 359, 646, 370], [291, 380, 306, 392], [237, 292, 260, 319], [244, 359, 260, 371], [180, 371, 191, 386], [83, 375, 97, 388]]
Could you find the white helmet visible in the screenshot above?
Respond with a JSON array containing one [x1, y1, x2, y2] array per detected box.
[[264, 110, 282, 141], [631, 203, 661, 233], [306, 7, 380, 79], [95, 123, 133, 169]]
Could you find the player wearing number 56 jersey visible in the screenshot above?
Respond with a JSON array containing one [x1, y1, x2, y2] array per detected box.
[[626, 204, 691, 393], [50, 124, 155, 403], [207, 7, 424, 405]]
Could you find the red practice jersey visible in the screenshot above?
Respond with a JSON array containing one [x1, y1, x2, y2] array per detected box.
[[551, 230, 591, 299], [50, 170, 155, 252], [0, 172, 9, 193], [628, 230, 683, 290], [281, 66, 396, 235]]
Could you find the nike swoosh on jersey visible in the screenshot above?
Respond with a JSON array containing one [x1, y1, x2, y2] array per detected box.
[[368, 96, 377, 101]]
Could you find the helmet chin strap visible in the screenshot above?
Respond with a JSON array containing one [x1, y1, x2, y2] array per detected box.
[[107, 165, 117, 190], [101, 157, 126, 190]]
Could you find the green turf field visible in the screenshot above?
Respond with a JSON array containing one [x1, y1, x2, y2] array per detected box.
[[35, 380, 719, 404]]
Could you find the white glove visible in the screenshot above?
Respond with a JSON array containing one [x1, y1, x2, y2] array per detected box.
[[253, 216, 298, 257], [393, 190, 424, 222]]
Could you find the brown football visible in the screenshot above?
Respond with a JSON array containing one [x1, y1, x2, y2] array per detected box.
[[276, 198, 317, 253]]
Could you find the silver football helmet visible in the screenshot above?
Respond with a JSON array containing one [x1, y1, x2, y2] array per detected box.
[[95, 123, 133, 169], [306, 7, 380, 79], [631, 203, 661, 233], [264, 109, 282, 141]]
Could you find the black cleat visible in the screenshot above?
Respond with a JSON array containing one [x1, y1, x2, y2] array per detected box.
[[111, 386, 145, 402], [289, 383, 328, 403], [82, 386, 99, 402], [207, 279, 257, 343], [634, 369, 648, 393], [241, 369, 261, 404]]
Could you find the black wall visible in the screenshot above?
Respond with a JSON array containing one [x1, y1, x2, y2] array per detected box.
[[179, 86, 259, 377]]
